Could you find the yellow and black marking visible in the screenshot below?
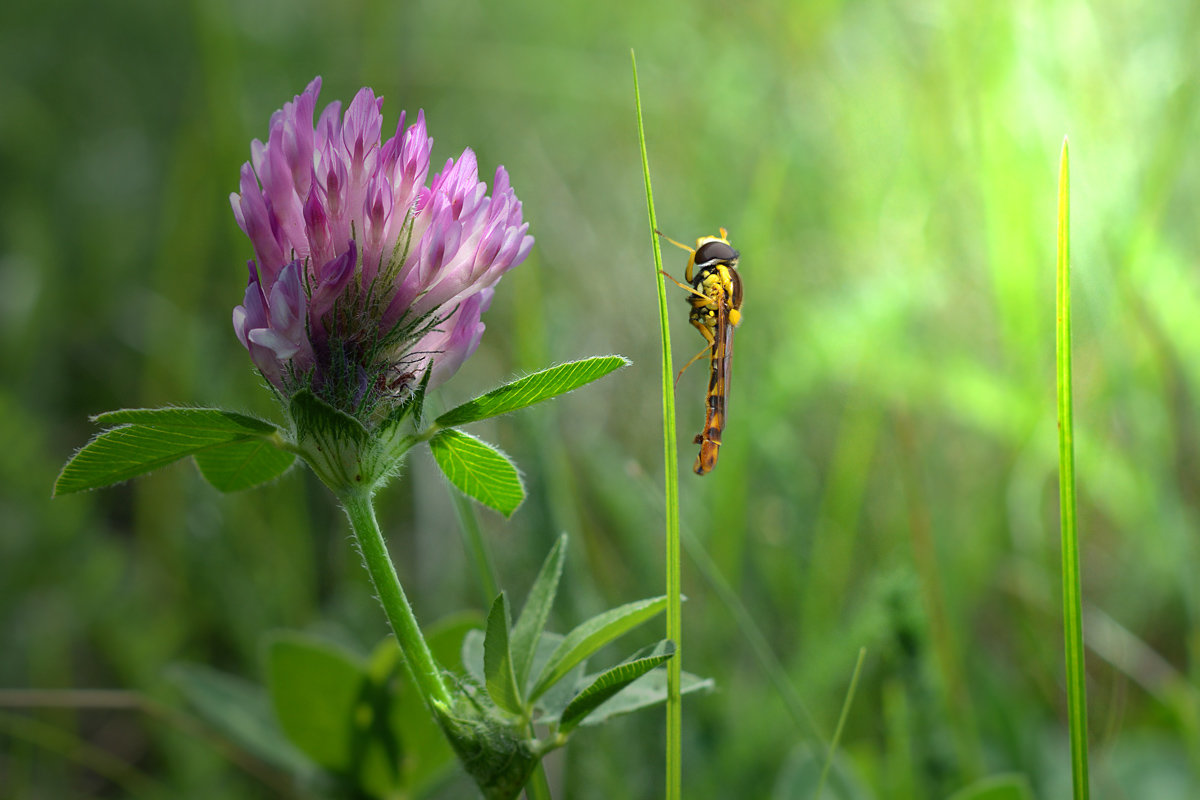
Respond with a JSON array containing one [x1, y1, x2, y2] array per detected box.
[[658, 228, 743, 475]]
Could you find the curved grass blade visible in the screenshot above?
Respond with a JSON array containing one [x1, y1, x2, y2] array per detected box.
[[435, 356, 629, 427], [632, 48, 683, 800], [429, 430, 524, 517]]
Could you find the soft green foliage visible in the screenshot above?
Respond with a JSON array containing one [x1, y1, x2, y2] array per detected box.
[[16, 0, 1200, 797], [167, 664, 312, 776], [462, 630, 712, 731], [460, 537, 697, 744], [436, 356, 630, 427], [264, 633, 368, 772], [54, 408, 293, 495], [429, 429, 525, 517], [174, 627, 465, 799], [945, 774, 1036, 800]]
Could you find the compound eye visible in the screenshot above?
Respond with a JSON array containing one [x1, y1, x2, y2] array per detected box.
[[695, 240, 738, 265]]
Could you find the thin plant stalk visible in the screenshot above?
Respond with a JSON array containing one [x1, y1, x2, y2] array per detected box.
[[814, 647, 866, 800], [632, 48, 684, 800], [339, 489, 453, 712], [1056, 136, 1091, 800]]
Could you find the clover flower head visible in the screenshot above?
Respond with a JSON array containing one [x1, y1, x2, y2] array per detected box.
[[231, 77, 533, 416]]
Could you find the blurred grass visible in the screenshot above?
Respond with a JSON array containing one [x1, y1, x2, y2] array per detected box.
[[3, 0, 1200, 797]]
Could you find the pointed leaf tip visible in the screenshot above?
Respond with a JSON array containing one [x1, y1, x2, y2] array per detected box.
[[436, 356, 630, 427]]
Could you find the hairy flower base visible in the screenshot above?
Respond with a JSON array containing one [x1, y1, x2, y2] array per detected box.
[[434, 699, 542, 800]]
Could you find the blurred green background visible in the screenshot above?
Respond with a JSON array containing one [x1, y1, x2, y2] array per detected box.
[[4, 0, 1200, 796]]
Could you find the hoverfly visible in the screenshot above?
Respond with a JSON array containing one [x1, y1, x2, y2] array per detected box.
[[657, 228, 743, 475]]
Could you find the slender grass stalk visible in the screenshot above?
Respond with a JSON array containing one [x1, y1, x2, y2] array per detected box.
[[1055, 137, 1091, 800], [813, 647, 866, 800], [632, 48, 683, 800]]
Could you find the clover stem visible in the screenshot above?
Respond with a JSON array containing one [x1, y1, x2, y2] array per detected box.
[[339, 487, 453, 710]]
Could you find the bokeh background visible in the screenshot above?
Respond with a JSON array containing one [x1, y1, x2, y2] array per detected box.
[[4, 0, 1200, 797]]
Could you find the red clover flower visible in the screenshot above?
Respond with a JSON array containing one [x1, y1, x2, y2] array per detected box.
[[231, 77, 533, 416]]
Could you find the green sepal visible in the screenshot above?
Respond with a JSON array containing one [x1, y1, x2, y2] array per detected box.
[[433, 697, 540, 800], [288, 390, 378, 493]]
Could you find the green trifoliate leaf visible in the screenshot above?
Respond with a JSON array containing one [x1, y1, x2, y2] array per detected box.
[[93, 407, 278, 431], [510, 534, 567, 691], [435, 356, 629, 427], [558, 640, 675, 734], [55, 407, 288, 495], [483, 593, 525, 716], [428, 430, 524, 517], [527, 595, 668, 702], [193, 437, 295, 491]]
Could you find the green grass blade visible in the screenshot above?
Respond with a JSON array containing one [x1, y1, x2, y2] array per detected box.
[[435, 356, 629, 427], [632, 48, 683, 800], [813, 647, 866, 800], [1056, 136, 1091, 800]]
